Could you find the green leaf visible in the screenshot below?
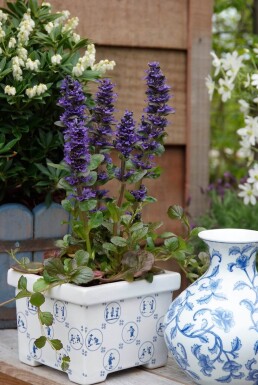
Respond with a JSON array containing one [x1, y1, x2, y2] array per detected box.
[[107, 202, 120, 222], [47, 161, 69, 171], [190, 227, 206, 237], [79, 199, 97, 212], [61, 355, 70, 372], [131, 227, 149, 242], [111, 236, 127, 247], [44, 258, 66, 279], [160, 232, 177, 239], [74, 250, 90, 266], [85, 171, 98, 186], [103, 242, 117, 253], [34, 336, 47, 349], [30, 292, 45, 307], [167, 205, 184, 220], [120, 215, 132, 225], [144, 196, 157, 203], [130, 222, 143, 232], [71, 267, 94, 285], [124, 190, 136, 203], [127, 170, 147, 184], [61, 199, 73, 212], [15, 289, 31, 300], [18, 276, 27, 290], [88, 154, 105, 170], [164, 237, 179, 251], [88, 211, 103, 229], [39, 311, 53, 326], [0, 137, 20, 154], [49, 339, 63, 351], [33, 278, 50, 293]]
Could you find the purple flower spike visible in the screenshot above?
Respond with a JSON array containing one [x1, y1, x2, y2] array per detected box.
[[90, 79, 116, 147], [59, 76, 91, 200], [133, 62, 174, 172], [115, 110, 137, 159]]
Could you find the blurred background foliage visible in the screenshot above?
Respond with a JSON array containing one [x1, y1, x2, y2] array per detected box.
[[210, 0, 258, 181], [195, 0, 258, 236]]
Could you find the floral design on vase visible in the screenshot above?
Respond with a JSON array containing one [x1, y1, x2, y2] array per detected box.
[[164, 229, 258, 385]]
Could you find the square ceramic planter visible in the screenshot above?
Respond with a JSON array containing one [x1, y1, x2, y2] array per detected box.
[[8, 268, 181, 385]]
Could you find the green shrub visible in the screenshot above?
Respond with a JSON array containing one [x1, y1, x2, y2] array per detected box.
[[0, 0, 115, 207]]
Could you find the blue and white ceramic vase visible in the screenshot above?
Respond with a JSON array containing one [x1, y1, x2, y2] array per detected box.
[[164, 228, 258, 385]]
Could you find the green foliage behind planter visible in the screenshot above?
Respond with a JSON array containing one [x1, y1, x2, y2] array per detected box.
[[197, 189, 258, 230]]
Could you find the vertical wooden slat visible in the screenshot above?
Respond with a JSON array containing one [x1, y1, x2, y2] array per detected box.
[[0, 204, 33, 327], [186, 0, 213, 218], [33, 203, 69, 261]]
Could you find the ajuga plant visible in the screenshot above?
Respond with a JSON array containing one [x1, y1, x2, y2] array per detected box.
[[1, 63, 204, 370]]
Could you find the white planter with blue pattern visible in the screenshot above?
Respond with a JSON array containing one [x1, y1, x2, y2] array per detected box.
[[164, 228, 258, 385], [8, 269, 180, 385]]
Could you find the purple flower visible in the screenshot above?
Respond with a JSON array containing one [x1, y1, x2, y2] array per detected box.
[[97, 171, 109, 182], [133, 62, 173, 172], [115, 110, 137, 159], [130, 184, 147, 202], [90, 79, 116, 147], [59, 76, 90, 200], [77, 187, 96, 201], [144, 62, 174, 137], [114, 168, 134, 181]]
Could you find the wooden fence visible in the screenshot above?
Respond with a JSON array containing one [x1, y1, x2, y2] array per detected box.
[[0, 0, 214, 327], [0, 203, 69, 328], [51, 0, 213, 223]]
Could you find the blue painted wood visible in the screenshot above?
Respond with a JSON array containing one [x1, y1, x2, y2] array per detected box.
[[33, 203, 69, 262], [0, 204, 33, 306]]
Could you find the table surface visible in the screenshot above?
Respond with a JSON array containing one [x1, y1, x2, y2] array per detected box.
[[0, 329, 196, 385]]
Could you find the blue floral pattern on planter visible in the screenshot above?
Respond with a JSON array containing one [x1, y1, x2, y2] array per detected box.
[[164, 236, 258, 385]]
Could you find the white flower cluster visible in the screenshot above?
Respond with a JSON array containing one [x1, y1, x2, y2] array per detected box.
[[0, 10, 8, 22], [12, 56, 24, 81], [0, 10, 7, 40], [44, 10, 68, 34], [72, 44, 116, 77], [4, 85, 16, 96], [17, 10, 35, 45], [8, 37, 16, 49], [1, 2, 115, 105], [206, 51, 245, 102], [92, 59, 116, 74], [0, 22, 6, 39], [11, 52, 40, 81], [208, 48, 258, 205], [25, 84, 47, 98], [51, 54, 62, 65], [62, 16, 79, 33]]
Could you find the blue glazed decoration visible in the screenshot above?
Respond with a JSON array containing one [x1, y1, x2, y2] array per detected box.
[[164, 228, 258, 385]]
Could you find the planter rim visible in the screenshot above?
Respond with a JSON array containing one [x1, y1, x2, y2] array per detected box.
[[199, 228, 258, 243], [8, 269, 181, 306]]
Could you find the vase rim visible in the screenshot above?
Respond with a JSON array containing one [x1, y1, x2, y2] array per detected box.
[[198, 228, 258, 243]]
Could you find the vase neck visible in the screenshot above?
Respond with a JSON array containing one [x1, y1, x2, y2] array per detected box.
[[205, 241, 257, 274]]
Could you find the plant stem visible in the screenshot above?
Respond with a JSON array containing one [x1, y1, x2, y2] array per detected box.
[[0, 297, 16, 307], [114, 158, 126, 236], [77, 185, 93, 259], [117, 158, 126, 208]]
